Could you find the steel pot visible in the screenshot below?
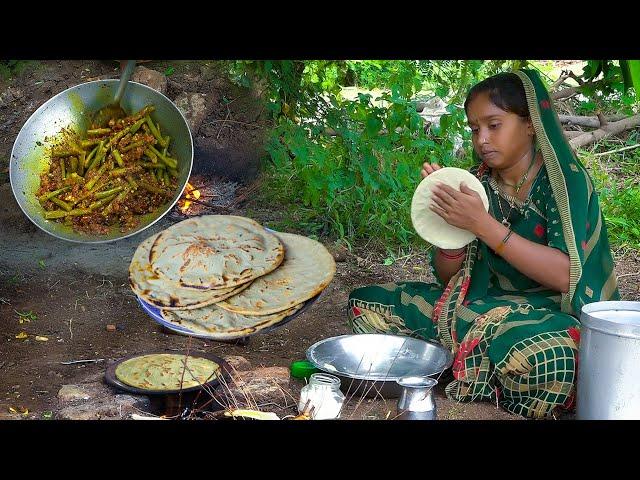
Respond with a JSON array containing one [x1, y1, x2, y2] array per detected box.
[[577, 301, 640, 420]]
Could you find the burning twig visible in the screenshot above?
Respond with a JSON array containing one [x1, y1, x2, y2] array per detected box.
[[189, 197, 232, 210], [178, 182, 202, 213], [131, 414, 168, 420]]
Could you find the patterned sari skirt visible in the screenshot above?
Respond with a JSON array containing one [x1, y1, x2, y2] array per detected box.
[[347, 281, 581, 419]]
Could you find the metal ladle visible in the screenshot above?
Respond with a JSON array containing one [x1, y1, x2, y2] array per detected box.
[[92, 60, 137, 127]]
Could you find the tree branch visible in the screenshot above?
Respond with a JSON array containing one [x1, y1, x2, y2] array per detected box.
[[550, 70, 572, 91], [568, 114, 640, 149], [563, 130, 584, 139], [551, 78, 608, 100], [558, 114, 627, 128], [593, 143, 640, 157]]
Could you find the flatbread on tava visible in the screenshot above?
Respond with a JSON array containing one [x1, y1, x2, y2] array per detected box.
[[115, 354, 220, 391]]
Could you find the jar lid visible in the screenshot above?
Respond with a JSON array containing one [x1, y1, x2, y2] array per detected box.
[[290, 360, 320, 379]]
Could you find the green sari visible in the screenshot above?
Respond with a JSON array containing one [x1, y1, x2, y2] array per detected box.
[[347, 69, 619, 418]]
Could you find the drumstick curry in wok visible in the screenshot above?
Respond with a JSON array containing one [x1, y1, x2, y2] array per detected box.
[[36, 104, 180, 235]]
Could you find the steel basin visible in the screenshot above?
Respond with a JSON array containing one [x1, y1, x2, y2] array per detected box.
[[306, 334, 453, 399]]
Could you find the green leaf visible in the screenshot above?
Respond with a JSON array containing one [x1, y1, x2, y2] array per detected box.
[[383, 257, 394, 266], [164, 66, 175, 76], [620, 60, 640, 98], [621, 93, 635, 106], [15, 310, 37, 322], [365, 116, 383, 137], [38, 259, 46, 269], [435, 86, 449, 98]]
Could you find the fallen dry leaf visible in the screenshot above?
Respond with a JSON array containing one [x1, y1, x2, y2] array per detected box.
[[15, 332, 28, 339], [35, 336, 48, 342], [7, 406, 28, 416]]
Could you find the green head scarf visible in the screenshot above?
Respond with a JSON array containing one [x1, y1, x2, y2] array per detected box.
[[515, 69, 619, 313], [455, 69, 619, 318]]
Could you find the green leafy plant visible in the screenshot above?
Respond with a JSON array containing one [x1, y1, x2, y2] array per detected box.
[[230, 60, 640, 253], [0, 60, 33, 80], [600, 181, 640, 249]]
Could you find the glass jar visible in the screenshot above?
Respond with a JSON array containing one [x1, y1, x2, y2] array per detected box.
[[298, 373, 345, 420]]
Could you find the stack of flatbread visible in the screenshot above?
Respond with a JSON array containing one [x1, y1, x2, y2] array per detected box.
[[129, 215, 336, 339]]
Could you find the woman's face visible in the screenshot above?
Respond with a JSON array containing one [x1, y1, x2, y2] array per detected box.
[[466, 91, 534, 170]]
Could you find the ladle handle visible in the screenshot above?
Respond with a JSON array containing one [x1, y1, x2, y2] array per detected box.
[[114, 60, 137, 104]]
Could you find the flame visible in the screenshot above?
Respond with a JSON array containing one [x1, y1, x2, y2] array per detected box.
[[179, 182, 201, 213]]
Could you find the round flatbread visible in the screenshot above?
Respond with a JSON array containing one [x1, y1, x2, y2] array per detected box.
[[115, 354, 220, 391], [160, 302, 304, 340], [129, 233, 253, 310], [216, 232, 335, 316], [411, 167, 489, 249], [149, 215, 284, 290]]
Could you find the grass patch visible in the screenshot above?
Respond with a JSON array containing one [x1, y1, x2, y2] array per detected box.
[[582, 147, 640, 249]]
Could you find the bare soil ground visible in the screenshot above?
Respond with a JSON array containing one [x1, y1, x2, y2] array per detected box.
[[1, 61, 638, 421]]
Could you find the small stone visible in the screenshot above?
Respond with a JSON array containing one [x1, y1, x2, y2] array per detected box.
[[222, 355, 252, 372], [131, 66, 167, 95], [58, 384, 93, 403], [57, 394, 150, 420], [214, 366, 291, 410], [174, 92, 215, 134], [329, 244, 349, 263], [106, 324, 116, 332]]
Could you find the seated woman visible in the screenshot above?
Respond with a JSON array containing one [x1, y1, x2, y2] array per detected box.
[[347, 69, 619, 419]]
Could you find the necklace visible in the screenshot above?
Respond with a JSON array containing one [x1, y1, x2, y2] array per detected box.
[[491, 188, 516, 228], [498, 145, 537, 194], [490, 151, 542, 228]]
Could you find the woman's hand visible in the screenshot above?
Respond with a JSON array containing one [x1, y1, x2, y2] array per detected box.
[[420, 162, 442, 179], [430, 182, 490, 236]]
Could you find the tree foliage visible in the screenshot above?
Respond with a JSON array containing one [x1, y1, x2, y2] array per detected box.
[[226, 60, 640, 251]]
